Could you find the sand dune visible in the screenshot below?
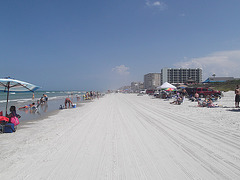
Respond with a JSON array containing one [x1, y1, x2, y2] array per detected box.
[[0, 93, 240, 179]]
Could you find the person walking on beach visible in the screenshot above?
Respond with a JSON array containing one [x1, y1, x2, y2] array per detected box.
[[235, 85, 240, 108], [65, 98, 73, 109]]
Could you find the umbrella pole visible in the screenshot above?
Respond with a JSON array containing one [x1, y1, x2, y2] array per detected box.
[[5, 82, 10, 116]]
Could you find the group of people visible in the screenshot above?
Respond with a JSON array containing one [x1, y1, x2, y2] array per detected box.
[[1, 91, 103, 132], [39, 94, 48, 104], [83, 91, 100, 100], [156, 88, 223, 108], [18, 94, 48, 111], [62, 91, 101, 109], [197, 95, 219, 108]]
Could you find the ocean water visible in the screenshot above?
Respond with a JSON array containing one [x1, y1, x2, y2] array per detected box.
[[0, 91, 84, 122]]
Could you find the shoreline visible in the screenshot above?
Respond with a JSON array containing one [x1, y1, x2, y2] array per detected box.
[[18, 100, 88, 130]]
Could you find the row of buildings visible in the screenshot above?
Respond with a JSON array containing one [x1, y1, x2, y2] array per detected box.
[[143, 68, 202, 90], [122, 68, 203, 92], [120, 67, 237, 92]]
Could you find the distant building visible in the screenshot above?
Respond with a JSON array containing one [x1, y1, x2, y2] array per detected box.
[[131, 82, 144, 92], [203, 77, 234, 83], [161, 68, 202, 84], [144, 73, 161, 89], [118, 85, 131, 92]]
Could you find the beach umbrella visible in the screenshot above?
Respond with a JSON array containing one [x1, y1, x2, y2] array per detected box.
[[0, 77, 40, 116], [177, 84, 188, 89], [165, 88, 175, 91], [157, 82, 177, 89]]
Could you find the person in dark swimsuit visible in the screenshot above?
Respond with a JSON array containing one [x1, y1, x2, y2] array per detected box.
[[235, 85, 240, 108]]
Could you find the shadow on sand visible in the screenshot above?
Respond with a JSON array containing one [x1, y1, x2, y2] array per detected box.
[[227, 108, 240, 112]]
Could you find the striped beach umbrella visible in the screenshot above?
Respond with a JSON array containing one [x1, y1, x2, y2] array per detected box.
[[0, 77, 40, 116]]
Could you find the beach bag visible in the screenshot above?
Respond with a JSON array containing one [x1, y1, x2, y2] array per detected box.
[[3, 123, 15, 133], [10, 116, 20, 126]]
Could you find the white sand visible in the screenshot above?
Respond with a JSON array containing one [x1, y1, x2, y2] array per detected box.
[[0, 92, 240, 180]]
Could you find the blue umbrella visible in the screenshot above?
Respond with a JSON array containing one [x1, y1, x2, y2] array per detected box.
[[0, 77, 40, 116]]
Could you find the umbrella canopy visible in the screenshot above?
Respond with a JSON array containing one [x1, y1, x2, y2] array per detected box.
[[165, 88, 176, 91], [0, 78, 40, 116], [157, 82, 176, 89], [178, 84, 188, 89]]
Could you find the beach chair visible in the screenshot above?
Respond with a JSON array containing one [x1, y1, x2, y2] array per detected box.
[[0, 115, 10, 133], [0, 115, 17, 133], [0, 123, 15, 133]]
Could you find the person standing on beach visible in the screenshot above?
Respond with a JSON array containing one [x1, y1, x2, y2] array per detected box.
[[235, 85, 240, 108], [43, 94, 48, 102], [65, 98, 73, 109], [181, 89, 187, 102]]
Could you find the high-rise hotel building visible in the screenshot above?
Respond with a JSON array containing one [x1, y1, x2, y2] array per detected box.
[[144, 73, 161, 89], [161, 68, 202, 84]]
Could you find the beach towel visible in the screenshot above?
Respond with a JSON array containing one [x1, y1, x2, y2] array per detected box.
[[0, 116, 9, 123]]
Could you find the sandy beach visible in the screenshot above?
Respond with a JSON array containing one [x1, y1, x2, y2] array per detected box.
[[0, 92, 240, 180]]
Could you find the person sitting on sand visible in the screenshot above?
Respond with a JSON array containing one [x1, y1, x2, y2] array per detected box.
[[65, 98, 73, 109], [207, 99, 219, 108], [198, 97, 208, 107], [59, 105, 65, 109], [170, 96, 183, 105], [194, 92, 200, 101], [7, 106, 21, 122]]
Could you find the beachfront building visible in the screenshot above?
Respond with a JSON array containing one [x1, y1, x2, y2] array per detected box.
[[131, 82, 144, 92], [161, 68, 202, 84], [203, 77, 234, 83], [118, 85, 131, 93], [144, 73, 161, 89]]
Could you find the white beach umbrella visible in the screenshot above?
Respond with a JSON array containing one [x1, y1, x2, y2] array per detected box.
[[0, 77, 40, 116]]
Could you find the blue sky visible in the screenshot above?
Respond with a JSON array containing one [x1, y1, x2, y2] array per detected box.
[[1, 0, 240, 91]]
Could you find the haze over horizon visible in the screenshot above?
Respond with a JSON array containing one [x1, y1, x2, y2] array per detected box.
[[1, 0, 240, 91]]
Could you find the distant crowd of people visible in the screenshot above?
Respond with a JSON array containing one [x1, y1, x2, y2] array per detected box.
[[151, 85, 240, 109], [153, 88, 223, 108], [60, 91, 101, 109], [83, 91, 100, 100]]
